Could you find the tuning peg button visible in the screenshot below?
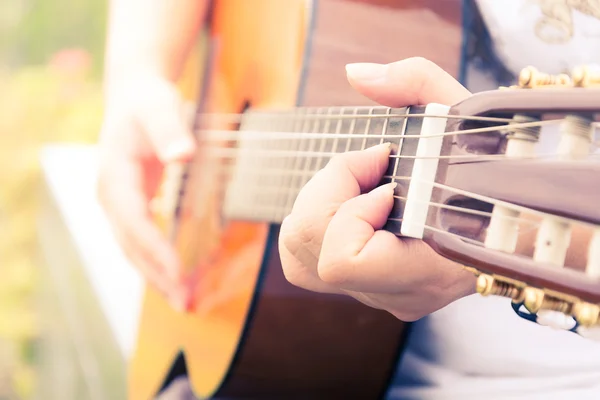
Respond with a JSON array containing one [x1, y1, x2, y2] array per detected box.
[[518, 66, 572, 88], [573, 302, 600, 327], [537, 310, 577, 331], [476, 274, 524, 301], [571, 65, 600, 87], [523, 287, 545, 313]]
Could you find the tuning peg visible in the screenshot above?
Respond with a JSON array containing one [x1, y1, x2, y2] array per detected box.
[[476, 274, 525, 301], [523, 286, 578, 317], [571, 65, 600, 87], [518, 66, 572, 88], [573, 302, 600, 327]]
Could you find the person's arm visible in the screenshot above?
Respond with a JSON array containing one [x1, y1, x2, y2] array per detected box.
[[97, 0, 210, 311], [104, 0, 209, 90]]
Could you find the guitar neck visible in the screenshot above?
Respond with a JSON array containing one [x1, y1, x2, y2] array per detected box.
[[222, 105, 435, 231]]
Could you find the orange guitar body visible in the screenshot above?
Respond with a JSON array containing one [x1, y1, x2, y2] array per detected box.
[[129, 1, 462, 399]]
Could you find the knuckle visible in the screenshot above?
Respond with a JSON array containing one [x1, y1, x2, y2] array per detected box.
[[335, 196, 359, 216], [279, 215, 304, 252], [408, 55, 430, 64], [325, 152, 351, 171], [281, 264, 308, 288], [405, 56, 434, 70], [317, 257, 348, 286], [279, 220, 308, 276], [280, 213, 326, 255]]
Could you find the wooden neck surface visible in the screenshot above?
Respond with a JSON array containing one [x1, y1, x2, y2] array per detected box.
[[222, 106, 425, 225]]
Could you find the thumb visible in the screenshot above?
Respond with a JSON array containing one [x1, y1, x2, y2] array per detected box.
[[345, 57, 471, 107], [137, 80, 197, 163]]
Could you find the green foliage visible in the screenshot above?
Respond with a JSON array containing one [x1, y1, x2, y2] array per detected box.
[[0, 0, 107, 76], [0, 1, 107, 398], [0, 63, 103, 399]]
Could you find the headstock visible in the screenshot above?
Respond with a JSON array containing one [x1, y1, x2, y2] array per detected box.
[[422, 65, 600, 338]]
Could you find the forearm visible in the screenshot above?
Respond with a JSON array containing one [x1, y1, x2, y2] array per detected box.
[[104, 0, 209, 89]]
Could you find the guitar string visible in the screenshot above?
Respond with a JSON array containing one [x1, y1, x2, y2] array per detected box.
[[186, 117, 598, 166], [181, 114, 596, 172], [179, 114, 599, 229], [195, 111, 516, 124], [185, 116, 598, 174], [169, 112, 599, 282], [216, 183, 541, 228], [196, 111, 600, 126], [385, 219, 492, 248], [391, 223, 591, 280], [194, 118, 563, 141], [195, 147, 598, 162], [183, 146, 599, 200], [218, 188, 547, 230], [169, 112, 599, 236], [178, 165, 595, 233], [172, 170, 597, 281], [391, 176, 599, 228], [391, 196, 541, 232]]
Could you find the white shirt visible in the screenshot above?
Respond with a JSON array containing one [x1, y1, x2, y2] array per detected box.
[[389, 1, 600, 398]]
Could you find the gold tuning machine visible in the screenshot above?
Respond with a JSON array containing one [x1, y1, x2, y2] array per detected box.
[[473, 272, 600, 328], [475, 273, 525, 302], [502, 65, 600, 90], [573, 302, 600, 327], [571, 65, 600, 87], [518, 66, 572, 88]]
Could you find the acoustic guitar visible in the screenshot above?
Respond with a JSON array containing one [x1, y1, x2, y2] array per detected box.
[[128, 0, 600, 399], [130, 1, 462, 399]]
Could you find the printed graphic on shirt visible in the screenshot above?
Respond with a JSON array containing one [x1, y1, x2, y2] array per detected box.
[[535, 0, 600, 43], [466, 0, 600, 83]]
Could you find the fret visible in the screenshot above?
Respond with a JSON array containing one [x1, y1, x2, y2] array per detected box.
[[223, 106, 417, 224], [275, 109, 303, 220], [343, 108, 359, 153], [380, 108, 392, 145], [385, 106, 420, 233], [360, 107, 375, 151], [276, 109, 303, 222], [330, 106, 345, 157], [245, 111, 262, 220], [267, 112, 288, 220], [281, 107, 311, 219], [304, 107, 323, 183], [304, 108, 322, 181], [389, 108, 407, 184], [312, 108, 334, 173]]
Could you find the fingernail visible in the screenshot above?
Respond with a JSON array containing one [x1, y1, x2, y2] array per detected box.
[[380, 182, 398, 192], [367, 142, 393, 152], [161, 139, 195, 162], [370, 182, 397, 198], [345, 63, 388, 82]]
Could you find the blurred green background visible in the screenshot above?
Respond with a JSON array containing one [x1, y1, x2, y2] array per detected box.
[[0, 1, 107, 397]]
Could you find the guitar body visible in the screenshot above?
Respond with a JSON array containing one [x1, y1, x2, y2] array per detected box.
[[129, 1, 462, 399]]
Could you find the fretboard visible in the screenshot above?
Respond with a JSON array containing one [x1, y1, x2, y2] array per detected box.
[[223, 106, 426, 228]]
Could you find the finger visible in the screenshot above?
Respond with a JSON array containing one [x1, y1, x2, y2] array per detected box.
[[345, 57, 471, 107], [97, 156, 184, 290], [279, 143, 391, 275], [126, 242, 187, 312], [136, 80, 196, 163], [317, 182, 475, 296], [278, 240, 343, 294]]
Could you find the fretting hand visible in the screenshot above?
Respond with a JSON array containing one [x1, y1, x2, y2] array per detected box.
[[279, 57, 477, 321]]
